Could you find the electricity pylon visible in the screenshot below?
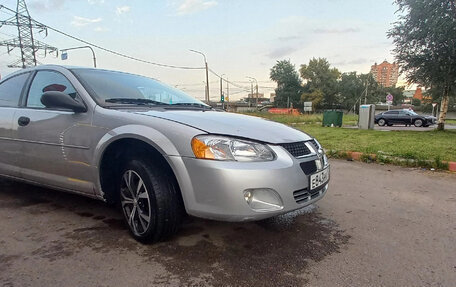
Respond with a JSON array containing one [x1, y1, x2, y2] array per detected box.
[[0, 0, 58, 68]]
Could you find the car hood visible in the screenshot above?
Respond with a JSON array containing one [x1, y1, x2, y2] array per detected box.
[[130, 110, 312, 144]]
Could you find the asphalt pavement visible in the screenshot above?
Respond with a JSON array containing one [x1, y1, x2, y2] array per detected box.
[[1, 160, 455, 287]]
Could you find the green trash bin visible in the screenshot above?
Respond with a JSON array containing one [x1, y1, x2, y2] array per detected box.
[[322, 110, 343, 127]]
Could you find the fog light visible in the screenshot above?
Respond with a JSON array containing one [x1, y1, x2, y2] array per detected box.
[[243, 188, 284, 212], [244, 191, 253, 203]]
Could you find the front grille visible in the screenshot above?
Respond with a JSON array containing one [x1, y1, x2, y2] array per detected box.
[[293, 187, 323, 204], [300, 161, 317, 175], [280, 141, 312, 158]]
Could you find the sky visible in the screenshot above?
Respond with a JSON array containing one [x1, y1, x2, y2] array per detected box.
[[0, 0, 400, 101]]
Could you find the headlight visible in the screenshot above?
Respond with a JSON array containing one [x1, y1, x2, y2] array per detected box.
[[191, 135, 275, 161], [313, 138, 328, 166]]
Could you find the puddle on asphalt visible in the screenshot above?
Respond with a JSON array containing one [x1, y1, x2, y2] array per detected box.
[[1, 179, 350, 286], [144, 209, 350, 286]]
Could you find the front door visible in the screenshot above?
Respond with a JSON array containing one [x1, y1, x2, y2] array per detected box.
[[397, 111, 412, 125], [13, 70, 95, 194]]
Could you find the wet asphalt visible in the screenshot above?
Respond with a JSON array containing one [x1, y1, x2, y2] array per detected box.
[[0, 159, 455, 287]]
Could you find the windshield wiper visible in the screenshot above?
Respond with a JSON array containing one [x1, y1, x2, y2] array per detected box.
[[170, 102, 212, 109], [105, 98, 168, 105]]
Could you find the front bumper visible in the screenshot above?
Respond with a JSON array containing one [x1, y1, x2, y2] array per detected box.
[[168, 145, 329, 221]]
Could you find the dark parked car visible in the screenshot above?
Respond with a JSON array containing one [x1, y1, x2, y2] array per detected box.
[[374, 109, 436, 127]]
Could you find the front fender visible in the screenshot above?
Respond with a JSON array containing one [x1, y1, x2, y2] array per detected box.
[[92, 124, 181, 169]]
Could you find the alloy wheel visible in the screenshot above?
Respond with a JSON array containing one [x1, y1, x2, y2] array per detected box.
[[120, 170, 152, 236]]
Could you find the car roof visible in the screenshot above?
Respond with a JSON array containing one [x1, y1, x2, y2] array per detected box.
[[1, 64, 162, 86], [1, 65, 82, 82], [384, 109, 411, 112]]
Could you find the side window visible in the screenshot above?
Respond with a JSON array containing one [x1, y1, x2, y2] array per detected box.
[[27, 71, 77, 108], [0, 73, 30, 107]]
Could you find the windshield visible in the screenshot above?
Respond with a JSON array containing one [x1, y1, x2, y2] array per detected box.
[[71, 68, 205, 106], [407, 110, 418, 116]]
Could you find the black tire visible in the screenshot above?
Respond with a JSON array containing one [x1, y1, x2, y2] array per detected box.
[[414, 119, 423, 127], [378, 118, 387, 126], [118, 158, 183, 243]]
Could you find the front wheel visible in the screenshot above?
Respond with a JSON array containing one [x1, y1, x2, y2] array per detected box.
[[119, 158, 183, 243], [414, 119, 423, 127], [378, 118, 386, 126]]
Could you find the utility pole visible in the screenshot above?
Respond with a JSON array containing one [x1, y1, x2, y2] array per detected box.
[[249, 81, 253, 108], [226, 77, 229, 102], [246, 76, 258, 107], [190, 49, 209, 103], [0, 0, 58, 68]]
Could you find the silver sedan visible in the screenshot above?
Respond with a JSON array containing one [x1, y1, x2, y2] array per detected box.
[[0, 65, 329, 243]]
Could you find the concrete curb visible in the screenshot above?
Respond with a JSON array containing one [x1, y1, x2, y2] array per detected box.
[[341, 151, 456, 172]]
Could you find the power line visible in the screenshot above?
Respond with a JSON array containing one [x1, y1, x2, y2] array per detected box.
[[0, 4, 205, 70], [209, 68, 251, 92]]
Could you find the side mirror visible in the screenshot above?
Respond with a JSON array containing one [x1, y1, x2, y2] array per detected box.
[[41, 91, 87, 113]]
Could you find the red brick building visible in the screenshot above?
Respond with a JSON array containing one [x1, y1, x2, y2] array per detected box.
[[370, 60, 399, 87]]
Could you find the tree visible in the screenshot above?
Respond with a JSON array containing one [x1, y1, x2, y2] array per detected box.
[[412, 98, 421, 106], [270, 60, 303, 108], [339, 72, 364, 110], [388, 0, 456, 130], [301, 89, 323, 109], [339, 72, 386, 111], [300, 58, 341, 109]]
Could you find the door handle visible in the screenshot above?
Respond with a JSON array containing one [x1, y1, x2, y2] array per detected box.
[[18, 116, 30, 127]]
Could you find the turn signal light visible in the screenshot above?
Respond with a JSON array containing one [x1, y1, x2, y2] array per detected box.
[[191, 137, 215, 159]]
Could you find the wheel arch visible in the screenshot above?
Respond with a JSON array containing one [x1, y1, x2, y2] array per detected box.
[[93, 125, 182, 204]]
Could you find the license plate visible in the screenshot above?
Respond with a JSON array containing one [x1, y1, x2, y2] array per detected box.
[[310, 167, 329, 190]]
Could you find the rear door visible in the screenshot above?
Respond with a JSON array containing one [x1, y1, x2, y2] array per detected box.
[[383, 111, 398, 123], [13, 70, 95, 194], [0, 72, 31, 177]]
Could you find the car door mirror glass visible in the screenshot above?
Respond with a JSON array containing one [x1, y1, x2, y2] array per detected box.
[[41, 91, 86, 113]]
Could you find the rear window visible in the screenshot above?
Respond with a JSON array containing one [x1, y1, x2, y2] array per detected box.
[[0, 73, 30, 107]]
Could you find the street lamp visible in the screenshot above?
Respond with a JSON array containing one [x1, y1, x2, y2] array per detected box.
[[246, 76, 258, 107], [60, 46, 97, 68], [190, 49, 209, 103], [220, 74, 225, 109]]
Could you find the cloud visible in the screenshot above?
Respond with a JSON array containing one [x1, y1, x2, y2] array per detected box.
[[94, 26, 110, 32], [279, 16, 306, 25], [71, 16, 102, 27], [267, 46, 300, 59], [313, 27, 360, 34], [276, 36, 301, 41], [88, 0, 105, 4], [116, 6, 131, 15], [176, 0, 217, 15], [29, 0, 65, 11], [333, 58, 371, 66]]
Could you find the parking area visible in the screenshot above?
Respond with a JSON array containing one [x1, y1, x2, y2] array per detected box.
[[1, 159, 455, 287]]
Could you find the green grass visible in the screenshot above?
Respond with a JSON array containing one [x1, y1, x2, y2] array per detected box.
[[242, 112, 456, 162], [299, 125, 456, 162], [446, 119, 456, 124], [243, 112, 359, 126]]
